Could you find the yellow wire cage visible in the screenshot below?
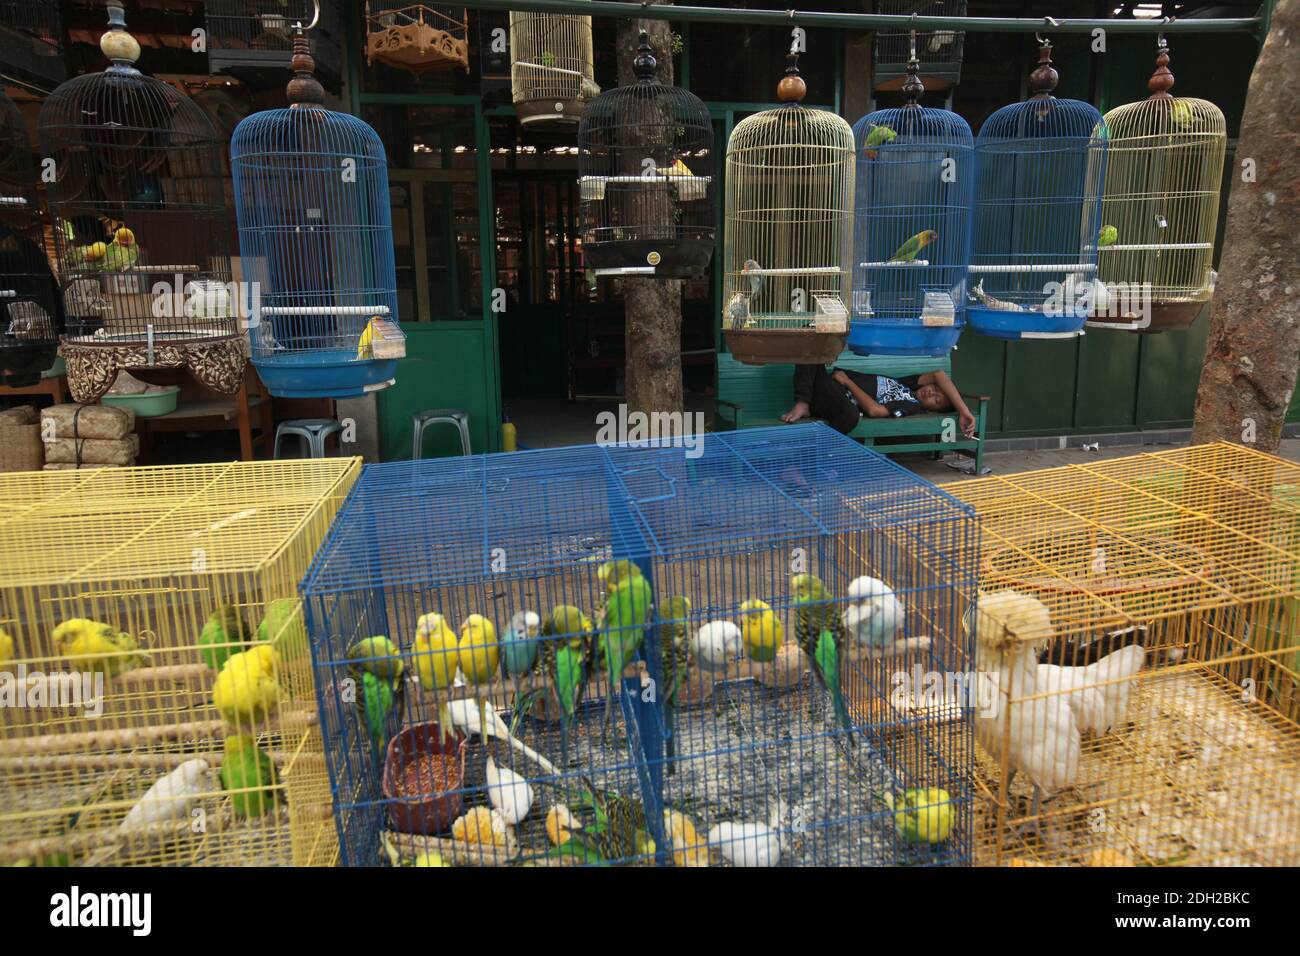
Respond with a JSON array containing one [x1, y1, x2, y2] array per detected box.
[[1091, 41, 1227, 333], [722, 48, 855, 366], [0, 459, 360, 867], [948, 442, 1300, 866], [509, 6, 598, 127], [365, 3, 470, 74]]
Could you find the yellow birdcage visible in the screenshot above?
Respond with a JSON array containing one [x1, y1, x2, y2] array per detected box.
[[365, 3, 469, 74], [722, 47, 855, 366], [509, 7, 598, 127], [1090, 39, 1227, 333], [0, 459, 360, 867], [948, 443, 1300, 866]]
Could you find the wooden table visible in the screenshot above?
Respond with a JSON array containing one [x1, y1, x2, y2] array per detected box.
[[0, 374, 66, 404], [134, 366, 274, 462]]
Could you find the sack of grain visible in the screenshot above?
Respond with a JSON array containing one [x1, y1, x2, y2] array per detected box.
[[0, 421, 43, 472], [0, 405, 39, 426], [43, 434, 140, 466], [42, 403, 136, 440]]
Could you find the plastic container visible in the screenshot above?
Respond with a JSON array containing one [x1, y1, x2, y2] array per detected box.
[[100, 386, 180, 417], [381, 722, 468, 835]]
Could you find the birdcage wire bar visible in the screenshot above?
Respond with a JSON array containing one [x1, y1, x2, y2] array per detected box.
[[510, 8, 597, 126], [1089, 43, 1227, 333], [578, 31, 714, 278], [967, 42, 1107, 341], [302, 424, 977, 866], [365, 3, 470, 74]]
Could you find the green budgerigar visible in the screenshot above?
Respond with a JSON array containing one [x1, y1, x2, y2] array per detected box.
[[888, 230, 938, 263], [220, 733, 280, 819], [540, 605, 595, 766], [597, 572, 654, 736], [353, 666, 404, 761], [199, 605, 252, 671], [790, 573, 856, 746], [657, 595, 692, 770]]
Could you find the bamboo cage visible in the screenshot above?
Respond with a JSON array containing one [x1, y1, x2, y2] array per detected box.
[[1090, 40, 1227, 333], [0, 459, 360, 867], [365, 3, 469, 74], [941, 443, 1300, 866], [509, 6, 598, 127], [722, 49, 855, 366]]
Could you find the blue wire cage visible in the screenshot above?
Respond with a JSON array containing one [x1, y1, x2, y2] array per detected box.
[[968, 41, 1108, 341], [849, 63, 973, 357], [301, 424, 977, 866], [230, 30, 404, 399]]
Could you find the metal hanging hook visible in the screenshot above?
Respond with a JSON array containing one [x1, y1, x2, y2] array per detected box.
[[294, 0, 321, 33], [909, 28, 917, 64]]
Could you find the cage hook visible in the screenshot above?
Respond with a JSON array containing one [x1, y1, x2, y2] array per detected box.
[[1035, 31, 1051, 49], [909, 28, 918, 64], [294, 0, 321, 33]]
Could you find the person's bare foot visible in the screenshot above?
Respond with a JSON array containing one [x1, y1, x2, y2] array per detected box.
[[780, 401, 811, 423]]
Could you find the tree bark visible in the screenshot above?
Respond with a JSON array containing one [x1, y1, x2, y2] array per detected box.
[[1191, 0, 1300, 452], [616, 6, 684, 416]]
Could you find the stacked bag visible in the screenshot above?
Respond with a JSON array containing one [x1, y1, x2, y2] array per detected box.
[[40, 403, 138, 470], [0, 405, 43, 472]]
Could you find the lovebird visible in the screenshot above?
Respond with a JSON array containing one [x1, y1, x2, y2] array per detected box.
[[540, 605, 595, 765], [199, 605, 252, 671], [888, 230, 938, 263], [53, 618, 146, 678], [1098, 224, 1118, 247], [220, 734, 280, 819], [597, 572, 654, 735], [790, 573, 856, 746], [739, 598, 783, 663], [212, 645, 280, 727], [862, 123, 897, 159], [100, 235, 138, 273]]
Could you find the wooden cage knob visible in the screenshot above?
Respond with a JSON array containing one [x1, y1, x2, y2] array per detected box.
[[1028, 43, 1058, 97], [287, 31, 325, 107], [1148, 47, 1175, 99], [778, 52, 807, 103]]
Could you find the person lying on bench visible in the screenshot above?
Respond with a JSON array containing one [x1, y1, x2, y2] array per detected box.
[[780, 364, 976, 438]]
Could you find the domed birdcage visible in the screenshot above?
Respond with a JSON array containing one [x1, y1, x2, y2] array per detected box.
[[365, 2, 469, 74], [1090, 39, 1227, 333], [873, 1, 966, 93], [968, 39, 1108, 341], [510, 6, 599, 127], [722, 49, 855, 366], [849, 55, 973, 357], [578, 31, 714, 279], [231, 26, 405, 399], [0, 90, 62, 387], [37, 2, 244, 404]]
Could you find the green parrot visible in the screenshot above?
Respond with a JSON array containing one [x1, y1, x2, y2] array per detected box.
[[597, 558, 642, 595], [347, 635, 404, 681], [220, 734, 280, 819], [862, 123, 897, 159], [790, 573, 856, 747], [540, 605, 595, 767], [888, 230, 938, 263], [198, 605, 252, 671], [353, 666, 404, 761], [657, 596, 692, 771], [259, 598, 309, 663], [598, 573, 653, 736], [1098, 224, 1118, 248], [568, 784, 654, 865]]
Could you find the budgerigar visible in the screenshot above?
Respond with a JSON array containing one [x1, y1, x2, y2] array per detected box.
[[457, 614, 499, 684], [354, 666, 404, 760], [0, 625, 12, 664], [790, 573, 856, 745], [501, 609, 542, 678], [596, 558, 642, 595], [199, 606, 251, 671], [447, 695, 560, 776], [485, 757, 534, 825], [54, 618, 146, 678], [657, 596, 692, 770], [540, 605, 595, 766], [220, 734, 280, 819], [888, 229, 938, 263], [212, 645, 280, 727], [726, 291, 750, 331], [99, 236, 138, 272], [739, 598, 783, 663], [347, 635, 404, 681], [691, 620, 742, 671], [862, 123, 897, 159], [597, 572, 653, 736], [707, 799, 788, 867], [883, 787, 954, 845], [258, 598, 308, 662], [567, 784, 655, 865], [741, 258, 764, 299], [841, 575, 929, 658], [86, 758, 211, 865]]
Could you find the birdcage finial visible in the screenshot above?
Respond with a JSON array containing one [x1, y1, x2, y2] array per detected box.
[[286, 25, 325, 108], [902, 54, 925, 107], [99, 2, 141, 75], [1148, 38, 1176, 100], [633, 29, 658, 82], [1028, 37, 1058, 98], [777, 48, 806, 103]]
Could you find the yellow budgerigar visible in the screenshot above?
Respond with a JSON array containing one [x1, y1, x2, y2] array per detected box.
[[53, 618, 145, 678], [413, 612, 459, 689], [457, 614, 499, 684], [0, 625, 13, 664], [739, 599, 784, 663], [884, 787, 954, 845], [212, 645, 281, 726]]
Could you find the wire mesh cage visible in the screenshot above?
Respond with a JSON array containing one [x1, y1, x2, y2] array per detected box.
[[365, 3, 469, 74], [0, 459, 360, 868], [849, 60, 973, 357], [37, 3, 245, 405], [301, 424, 977, 866], [968, 40, 1108, 342], [873, 1, 966, 92], [950, 443, 1300, 866], [1090, 41, 1227, 333], [0, 0, 65, 89], [509, 6, 598, 127], [205, 0, 342, 84], [231, 29, 405, 399], [0, 90, 62, 388], [577, 31, 714, 279], [722, 50, 855, 366]]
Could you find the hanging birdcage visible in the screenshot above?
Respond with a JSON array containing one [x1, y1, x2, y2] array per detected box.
[[849, 58, 973, 357], [1089, 40, 1227, 333], [37, 3, 244, 405], [0, 0, 65, 89], [578, 31, 714, 279], [967, 40, 1108, 341], [365, 3, 469, 74], [205, 0, 342, 85], [510, 7, 598, 127], [873, 1, 966, 93], [722, 50, 855, 366], [0, 90, 62, 387], [231, 27, 405, 399]]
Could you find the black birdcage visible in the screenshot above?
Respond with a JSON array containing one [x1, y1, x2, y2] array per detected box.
[[578, 32, 714, 279], [206, 0, 342, 87], [0, 0, 65, 90], [0, 90, 61, 388], [873, 2, 966, 93], [37, 3, 244, 404]]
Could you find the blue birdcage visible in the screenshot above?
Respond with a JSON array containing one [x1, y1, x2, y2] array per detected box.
[[968, 40, 1108, 341], [231, 27, 404, 399], [301, 424, 977, 867], [849, 59, 973, 357]]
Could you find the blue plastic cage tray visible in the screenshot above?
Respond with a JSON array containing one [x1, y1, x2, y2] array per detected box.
[[848, 320, 963, 357], [966, 306, 1085, 340], [253, 349, 397, 398]]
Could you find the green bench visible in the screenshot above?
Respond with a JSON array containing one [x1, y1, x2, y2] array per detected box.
[[715, 351, 988, 474]]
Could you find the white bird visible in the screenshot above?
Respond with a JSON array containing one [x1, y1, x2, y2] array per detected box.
[[447, 695, 560, 777], [485, 757, 534, 825], [692, 620, 742, 671], [927, 29, 957, 53], [707, 798, 788, 867], [841, 575, 929, 658], [86, 758, 212, 865], [1038, 643, 1145, 736], [508, 610, 542, 638]]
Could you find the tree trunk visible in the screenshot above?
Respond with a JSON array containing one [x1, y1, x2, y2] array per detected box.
[[615, 7, 684, 416], [1191, 0, 1300, 452]]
